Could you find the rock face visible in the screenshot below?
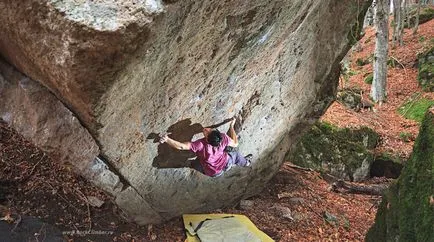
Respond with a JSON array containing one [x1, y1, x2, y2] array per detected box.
[[0, 58, 129, 201], [0, 59, 99, 173], [286, 122, 379, 182], [366, 107, 434, 242], [418, 46, 434, 92], [0, 0, 371, 224]]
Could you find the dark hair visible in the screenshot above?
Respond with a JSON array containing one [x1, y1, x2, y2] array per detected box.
[[207, 130, 222, 147]]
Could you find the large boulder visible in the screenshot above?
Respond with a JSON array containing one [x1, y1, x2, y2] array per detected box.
[[366, 107, 434, 242], [286, 122, 379, 181], [0, 0, 371, 224]]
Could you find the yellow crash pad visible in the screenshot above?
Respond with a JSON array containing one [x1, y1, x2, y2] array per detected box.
[[183, 214, 274, 242]]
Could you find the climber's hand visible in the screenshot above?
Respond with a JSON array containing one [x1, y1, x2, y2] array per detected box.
[[230, 117, 236, 128], [159, 133, 171, 144]]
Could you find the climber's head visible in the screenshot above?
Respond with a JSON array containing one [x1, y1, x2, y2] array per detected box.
[[203, 128, 221, 147]]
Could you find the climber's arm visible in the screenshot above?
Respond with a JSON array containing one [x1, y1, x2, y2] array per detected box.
[[227, 118, 239, 147], [160, 135, 191, 150]]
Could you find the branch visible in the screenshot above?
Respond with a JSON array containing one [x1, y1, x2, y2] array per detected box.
[[390, 56, 407, 77], [287, 164, 314, 172], [11, 215, 22, 233], [331, 180, 389, 196], [74, 188, 92, 232]]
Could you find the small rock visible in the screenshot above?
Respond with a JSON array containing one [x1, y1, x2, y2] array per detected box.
[[239, 200, 254, 210], [87, 196, 104, 208], [273, 205, 293, 221], [292, 212, 305, 222], [323, 211, 339, 226], [289, 197, 305, 204]]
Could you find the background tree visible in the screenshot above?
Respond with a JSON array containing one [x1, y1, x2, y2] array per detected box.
[[413, 0, 422, 34], [399, 0, 407, 45], [364, 4, 375, 27], [371, 0, 390, 104], [392, 0, 406, 46]]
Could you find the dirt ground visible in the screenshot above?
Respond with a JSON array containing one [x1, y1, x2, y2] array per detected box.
[[0, 18, 433, 242]]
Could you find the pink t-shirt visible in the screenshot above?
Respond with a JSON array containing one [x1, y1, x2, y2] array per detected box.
[[190, 133, 230, 176]]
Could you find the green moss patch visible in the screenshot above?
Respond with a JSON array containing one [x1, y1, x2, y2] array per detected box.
[[356, 57, 370, 66], [399, 132, 414, 142], [398, 94, 434, 122], [364, 73, 373, 84]]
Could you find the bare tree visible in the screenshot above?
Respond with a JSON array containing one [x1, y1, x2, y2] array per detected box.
[[364, 4, 375, 27], [413, 0, 422, 34], [399, 0, 407, 45], [392, 0, 406, 46], [371, 0, 390, 104]]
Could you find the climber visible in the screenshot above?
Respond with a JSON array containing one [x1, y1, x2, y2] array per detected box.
[[159, 117, 252, 177]]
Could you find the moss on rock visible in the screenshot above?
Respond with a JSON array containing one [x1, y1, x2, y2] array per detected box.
[[286, 122, 379, 181], [405, 7, 434, 28], [417, 46, 434, 92], [336, 88, 372, 111], [366, 107, 434, 242]]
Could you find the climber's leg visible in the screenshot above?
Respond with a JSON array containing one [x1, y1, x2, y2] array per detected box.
[[228, 151, 252, 167]]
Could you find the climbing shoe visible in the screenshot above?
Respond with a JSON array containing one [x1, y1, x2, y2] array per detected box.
[[244, 154, 253, 167]]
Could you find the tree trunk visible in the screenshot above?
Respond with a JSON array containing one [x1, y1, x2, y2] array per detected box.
[[364, 4, 375, 27], [399, 0, 407, 46], [392, 0, 402, 46], [371, 0, 390, 103], [413, 0, 422, 34], [331, 180, 389, 195]]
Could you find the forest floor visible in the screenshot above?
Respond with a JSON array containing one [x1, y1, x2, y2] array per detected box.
[[0, 19, 433, 242]]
